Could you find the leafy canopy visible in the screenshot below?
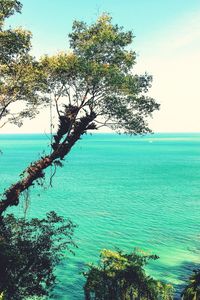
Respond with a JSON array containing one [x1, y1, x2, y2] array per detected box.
[[0, 211, 76, 300], [182, 269, 200, 300], [41, 14, 159, 136], [83, 249, 173, 300], [0, 0, 22, 26], [0, 0, 47, 128]]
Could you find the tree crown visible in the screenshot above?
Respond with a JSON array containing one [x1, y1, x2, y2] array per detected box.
[[41, 14, 159, 136]]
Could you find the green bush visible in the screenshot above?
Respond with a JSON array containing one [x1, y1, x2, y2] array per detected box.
[[0, 211, 76, 300], [181, 269, 200, 300], [83, 249, 173, 300]]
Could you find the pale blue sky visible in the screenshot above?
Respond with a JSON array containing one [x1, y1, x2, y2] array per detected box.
[[3, 0, 200, 133], [6, 0, 200, 56]]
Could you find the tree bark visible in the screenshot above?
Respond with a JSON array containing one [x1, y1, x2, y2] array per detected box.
[[0, 110, 96, 215]]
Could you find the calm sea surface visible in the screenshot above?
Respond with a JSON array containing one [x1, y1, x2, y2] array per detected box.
[[0, 133, 200, 299]]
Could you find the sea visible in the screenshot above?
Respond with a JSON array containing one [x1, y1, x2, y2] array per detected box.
[[0, 133, 200, 299]]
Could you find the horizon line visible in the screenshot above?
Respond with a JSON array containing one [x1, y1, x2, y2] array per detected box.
[[1, 131, 200, 135]]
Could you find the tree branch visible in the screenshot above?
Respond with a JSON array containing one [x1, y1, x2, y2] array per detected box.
[[0, 109, 96, 215]]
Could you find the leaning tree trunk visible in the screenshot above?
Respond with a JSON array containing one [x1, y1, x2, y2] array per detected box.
[[0, 108, 96, 215]]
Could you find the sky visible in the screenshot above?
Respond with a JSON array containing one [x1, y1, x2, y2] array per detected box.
[[2, 0, 200, 133]]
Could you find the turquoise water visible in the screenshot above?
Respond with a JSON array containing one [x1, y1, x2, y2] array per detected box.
[[0, 133, 200, 299]]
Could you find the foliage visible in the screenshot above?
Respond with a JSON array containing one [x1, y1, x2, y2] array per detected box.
[[0, 0, 47, 128], [0, 12, 159, 214], [83, 249, 173, 300], [0, 0, 22, 26], [41, 13, 159, 135], [0, 211, 76, 300], [181, 269, 200, 300]]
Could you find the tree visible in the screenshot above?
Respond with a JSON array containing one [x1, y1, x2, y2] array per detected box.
[[0, 12, 159, 214], [0, 0, 47, 128], [181, 269, 200, 300], [0, 211, 76, 300], [83, 249, 173, 300], [0, 0, 21, 24]]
